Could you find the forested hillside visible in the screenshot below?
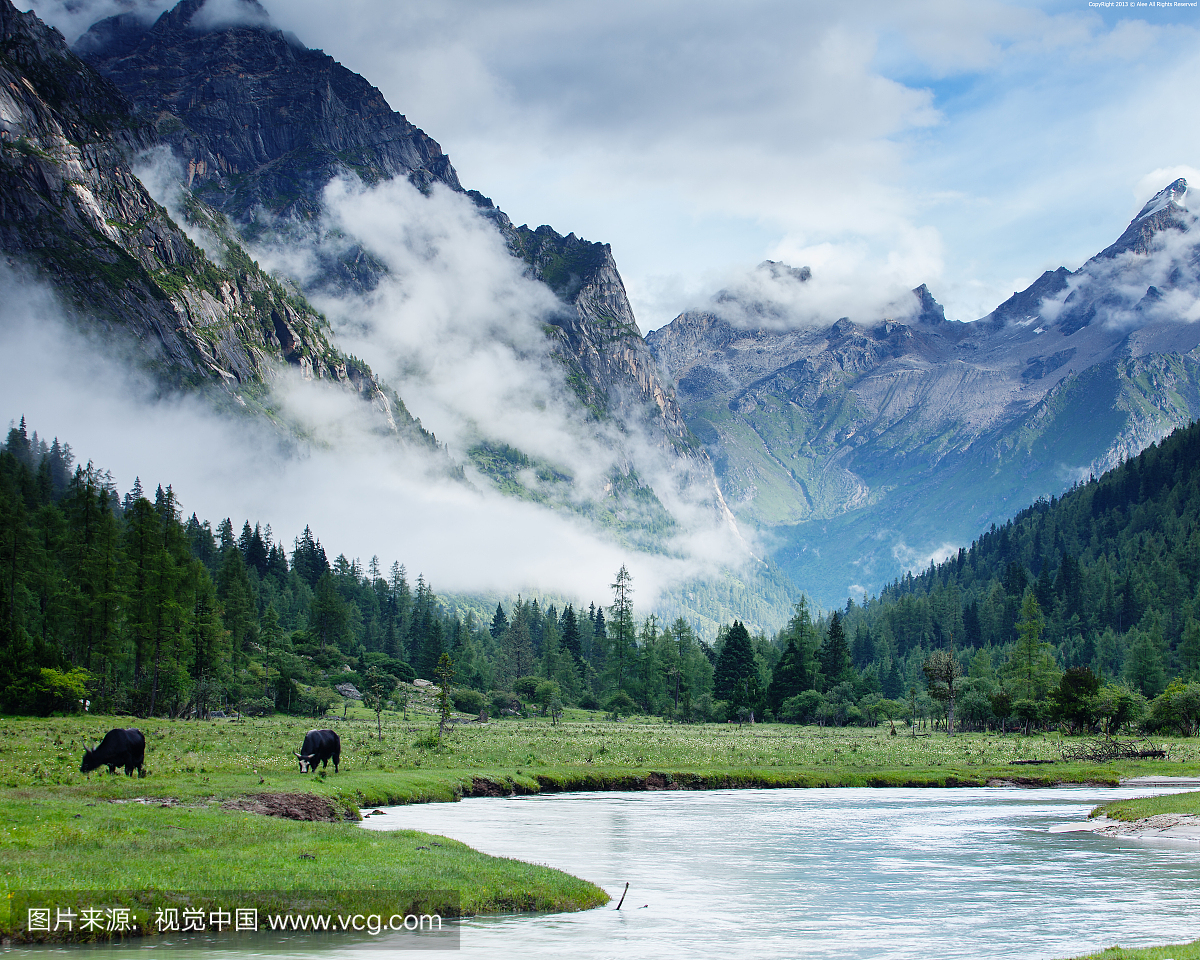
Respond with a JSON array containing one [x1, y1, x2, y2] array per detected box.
[[778, 417, 1200, 734], [5, 414, 1199, 733], [0, 418, 717, 718], [856, 416, 1200, 686]]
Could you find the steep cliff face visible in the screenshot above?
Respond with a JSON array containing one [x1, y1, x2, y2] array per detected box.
[[0, 0, 418, 434], [512, 224, 696, 453], [76, 0, 459, 222], [650, 185, 1200, 602]]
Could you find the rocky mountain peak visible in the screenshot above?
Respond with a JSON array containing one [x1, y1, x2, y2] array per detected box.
[[76, 0, 460, 221], [911, 283, 947, 325], [756, 260, 812, 284], [1098, 177, 1191, 259], [1133, 177, 1187, 220]]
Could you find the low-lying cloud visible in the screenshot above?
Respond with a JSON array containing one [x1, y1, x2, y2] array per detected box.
[[1037, 195, 1200, 331], [3, 132, 754, 607], [693, 253, 940, 331], [0, 261, 739, 606]]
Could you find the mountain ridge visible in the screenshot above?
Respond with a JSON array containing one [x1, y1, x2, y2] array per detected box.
[[649, 178, 1200, 604], [0, 0, 416, 438]]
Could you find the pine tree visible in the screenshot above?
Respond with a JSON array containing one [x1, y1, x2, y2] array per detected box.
[[218, 546, 259, 662], [714, 621, 756, 707], [817, 611, 854, 691], [767, 636, 811, 713], [309, 571, 348, 651], [606, 566, 636, 693], [503, 599, 535, 682], [490, 602, 509, 640], [561, 604, 582, 664], [1005, 590, 1059, 701]]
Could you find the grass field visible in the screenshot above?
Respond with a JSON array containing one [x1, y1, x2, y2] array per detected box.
[[3, 707, 1198, 944], [9, 707, 1200, 798]]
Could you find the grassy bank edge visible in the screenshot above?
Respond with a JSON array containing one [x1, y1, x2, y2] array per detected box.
[[329, 760, 1149, 809], [0, 791, 611, 944], [1059, 939, 1200, 959], [1089, 790, 1200, 822]]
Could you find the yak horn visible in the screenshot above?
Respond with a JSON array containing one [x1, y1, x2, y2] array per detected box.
[[293, 751, 302, 757]]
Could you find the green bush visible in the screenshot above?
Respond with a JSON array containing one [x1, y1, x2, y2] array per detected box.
[[605, 691, 638, 719], [241, 697, 274, 717], [453, 688, 487, 715], [780, 690, 824, 724]]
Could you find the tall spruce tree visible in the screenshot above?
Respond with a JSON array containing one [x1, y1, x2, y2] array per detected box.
[[818, 611, 854, 691], [714, 621, 756, 707], [607, 566, 636, 694]]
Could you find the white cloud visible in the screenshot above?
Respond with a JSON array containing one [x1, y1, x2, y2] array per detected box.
[[892, 539, 959, 575], [189, 0, 270, 32], [23, 0, 167, 42], [0, 262, 741, 605]]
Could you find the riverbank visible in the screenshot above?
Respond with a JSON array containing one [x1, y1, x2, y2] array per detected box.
[[1049, 788, 1200, 843], [0, 789, 607, 943]]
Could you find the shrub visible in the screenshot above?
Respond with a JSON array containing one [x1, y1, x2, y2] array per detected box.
[[513, 676, 541, 701], [605, 690, 638, 719], [241, 697, 274, 717], [534, 681, 561, 714], [780, 690, 824, 724], [453, 688, 487, 715]]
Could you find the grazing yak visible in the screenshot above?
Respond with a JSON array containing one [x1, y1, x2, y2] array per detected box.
[[295, 729, 340, 773], [80, 728, 146, 777]]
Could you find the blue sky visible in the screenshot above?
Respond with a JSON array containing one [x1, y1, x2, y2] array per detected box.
[[31, 0, 1200, 329]]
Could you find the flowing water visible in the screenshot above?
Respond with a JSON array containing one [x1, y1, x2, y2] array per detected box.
[[19, 785, 1200, 959], [359, 785, 1200, 960]]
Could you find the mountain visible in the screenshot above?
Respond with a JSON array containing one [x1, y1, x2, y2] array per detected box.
[[0, 0, 422, 437], [71, 0, 730, 549], [648, 180, 1200, 605]]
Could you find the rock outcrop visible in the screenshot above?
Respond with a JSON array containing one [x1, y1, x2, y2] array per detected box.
[[76, 0, 719, 517], [76, 0, 460, 222]]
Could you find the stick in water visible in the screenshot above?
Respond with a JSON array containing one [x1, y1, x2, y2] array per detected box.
[[615, 882, 629, 910]]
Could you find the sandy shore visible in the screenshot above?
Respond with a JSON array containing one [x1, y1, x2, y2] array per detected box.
[[1046, 777, 1200, 844], [1050, 778, 1200, 842], [1050, 813, 1200, 842]]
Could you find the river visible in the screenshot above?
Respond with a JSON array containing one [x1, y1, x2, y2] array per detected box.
[[20, 784, 1200, 959], [356, 784, 1200, 959]]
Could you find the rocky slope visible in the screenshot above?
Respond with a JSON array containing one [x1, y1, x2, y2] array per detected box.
[[0, 0, 418, 435], [649, 181, 1200, 603], [75, 0, 724, 529]]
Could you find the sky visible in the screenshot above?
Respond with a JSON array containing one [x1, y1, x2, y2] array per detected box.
[[23, 0, 1200, 331], [25, 0, 1200, 331], [288, 0, 1200, 331]]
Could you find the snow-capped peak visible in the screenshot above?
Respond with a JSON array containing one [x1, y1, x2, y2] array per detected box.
[[1133, 177, 1188, 221]]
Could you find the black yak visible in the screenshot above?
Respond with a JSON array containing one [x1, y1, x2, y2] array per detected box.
[[80, 728, 145, 777], [295, 729, 340, 773]]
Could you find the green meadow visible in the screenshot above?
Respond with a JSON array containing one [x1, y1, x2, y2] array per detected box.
[[3, 709, 1198, 944]]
